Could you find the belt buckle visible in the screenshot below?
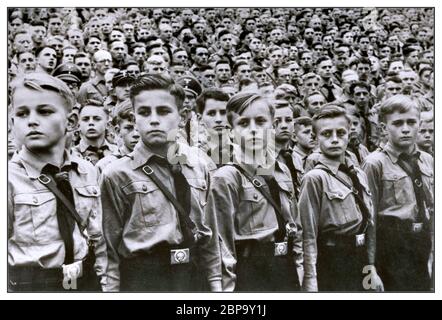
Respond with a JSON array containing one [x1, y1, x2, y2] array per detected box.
[[62, 260, 83, 282], [274, 242, 288, 256], [355, 233, 365, 247], [412, 222, 423, 233], [170, 248, 190, 265]]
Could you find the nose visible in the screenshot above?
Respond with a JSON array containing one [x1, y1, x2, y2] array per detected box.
[[331, 131, 339, 143], [27, 110, 39, 127], [215, 112, 222, 124], [402, 124, 410, 134], [149, 111, 160, 125], [133, 129, 140, 138]]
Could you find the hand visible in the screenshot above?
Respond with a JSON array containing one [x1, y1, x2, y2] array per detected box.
[[370, 270, 384, 292]]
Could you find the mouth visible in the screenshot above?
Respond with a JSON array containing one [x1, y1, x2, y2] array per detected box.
[[328, 147, 342, 152], [27, 131, 43, 137], [213, 125, 226, 131], [87, 129, 97, 134], [400, 137, 412, 141], [147, 130, 165, 135]]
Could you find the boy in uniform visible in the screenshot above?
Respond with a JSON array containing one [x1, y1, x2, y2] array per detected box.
[[292, 116, 316, 170], [273, 101, 304, 199], [299, 105, 383, 291], [72, 104, 117, 165], [96, 102, 140, 174], [363, 95, 434, 291], [100, 74, 222, 292], [8, 72, 107, 291], [206, 92, 303, 291]]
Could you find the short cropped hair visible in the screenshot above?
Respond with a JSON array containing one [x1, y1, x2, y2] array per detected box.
[[226, 92, 274, 126], [195, 89, 230, 114], [312, 104, 351, 134], [130, 73, 185, 110], [379, 94, 420, 123], [10, 72, 75, 112]]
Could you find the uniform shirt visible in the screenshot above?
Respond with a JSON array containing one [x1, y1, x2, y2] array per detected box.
[[292, 145, 311, 170], [362, 143, 434, 221], [206, 149, 303, 291], [8, 147, 107, 281], [72, 139, 118, 165], [100, 141, 221, 291], [299, 154, 375, 291], [77, 76, 108, 105], [277, 147, 304, 197], [96, 145, 131, 175], [304, 148, 360, 172]]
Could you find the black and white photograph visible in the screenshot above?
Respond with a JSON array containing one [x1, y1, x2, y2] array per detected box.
[[5, 4, 436, 296]]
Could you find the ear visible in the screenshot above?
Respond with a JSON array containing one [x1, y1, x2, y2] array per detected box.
[[66, 111, 78, 132], [379, 121, 386, 131], [114, 124, 121, 135]]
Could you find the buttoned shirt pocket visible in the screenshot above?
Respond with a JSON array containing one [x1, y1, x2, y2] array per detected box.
[[122, 181, 168, 228], [14, 192, 58, 243], [382, 171, 412, 206], [187, 178, 208, 208], [74, 185, 101, 222], [237, 186, 273, 235], [323, 186, 357, 228]]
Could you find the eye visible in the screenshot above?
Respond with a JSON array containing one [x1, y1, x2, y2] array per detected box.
[[39, 108, 54, 116], [207, 110, 216, 117], [15, 109, 28, 118]]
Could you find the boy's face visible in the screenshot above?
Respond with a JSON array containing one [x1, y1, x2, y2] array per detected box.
[[79, 106, 108, 140], [383, 109, 420, 151], [200, 99, 228, 133], [349, 114, 363, 141], [38, 48, 57, 72], [417, 121, 434, 150], [12, 87, 69, 152], [115, 84, 131, 101], [274, 106, 294, 143], [316, 116, 349, 159], [295, 124, 316, 150], [231, 99, 273, 152], [306, 93, 325, 116], [119, 119, 140, 151], [133, 89, 181, 148]]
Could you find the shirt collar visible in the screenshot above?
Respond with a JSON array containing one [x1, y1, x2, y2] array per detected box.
[[18, 147, 81, 179], [130, 141, 195, 170], [316, 153, 354, 175], [232, 144, 279, 176], [383, 142, 420, 164], [78, 138, 112, 153], [293, 144, 309, 159]]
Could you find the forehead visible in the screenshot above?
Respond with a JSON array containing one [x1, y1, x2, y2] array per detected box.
[[274, 106, 292, 117], [316, 116, 349, 130], [80, 106, 107, 116], [40, 47, 56, 55], [385, 108, 420, 121], [237, 99, 272, 118]]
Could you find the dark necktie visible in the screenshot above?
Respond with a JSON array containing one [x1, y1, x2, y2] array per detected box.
[[280, 149, 299, 199], [338, 163, 369, 233], [398, 152, 426, 223], [151, 157, 194, 245], [41, 164, 76, 264], [86, 145, 109, 160], [347, 139, 362, 165], [261, 175, 286, 241], [324, 84, 336, 102]]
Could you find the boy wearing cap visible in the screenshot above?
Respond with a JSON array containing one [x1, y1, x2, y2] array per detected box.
[[299, 105, 383, 292], [8, 73, 107, 291], [363, 95, 434, 291], [100, 74, 222, 292]]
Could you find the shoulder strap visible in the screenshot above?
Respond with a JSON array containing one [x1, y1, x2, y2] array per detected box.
[[37, 174, 87, 235], [141, 165, 197, 238], [315, 166, 370, 233], [230, 164, 294, 239]]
